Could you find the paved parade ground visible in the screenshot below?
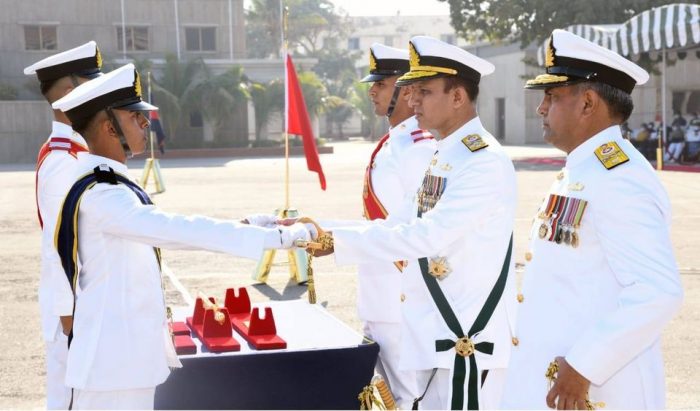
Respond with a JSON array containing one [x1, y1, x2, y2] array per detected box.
[[0, 140, 698, 408]]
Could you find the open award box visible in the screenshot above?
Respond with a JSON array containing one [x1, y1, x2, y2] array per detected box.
[[154, 287, 379, 409]]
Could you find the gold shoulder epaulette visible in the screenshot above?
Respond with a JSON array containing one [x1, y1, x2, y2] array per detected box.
[[594, 141, 629, 170], [461, 134, 488, 152]]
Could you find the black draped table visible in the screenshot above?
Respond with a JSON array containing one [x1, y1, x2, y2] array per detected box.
[[155, 300, 379, 409]]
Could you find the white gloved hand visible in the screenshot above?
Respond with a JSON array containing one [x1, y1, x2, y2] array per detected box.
[[243, 213, 279, 228], [304, 223, 319, 240], [279, 223, 312, 249]]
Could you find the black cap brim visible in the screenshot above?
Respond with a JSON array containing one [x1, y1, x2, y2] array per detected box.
[[361, 73, 398, 83], [115, 100, 158, 112]]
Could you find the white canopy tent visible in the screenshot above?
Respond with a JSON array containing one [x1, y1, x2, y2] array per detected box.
[[536, 3, 700, 167]]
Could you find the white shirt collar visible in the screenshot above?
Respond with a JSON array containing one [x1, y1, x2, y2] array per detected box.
[[566, 125, 623, 169], [437, 116, 484, 151], [78, 153, 130, 177], [389, 115, 420, 138], [50, 121, 88, 147]]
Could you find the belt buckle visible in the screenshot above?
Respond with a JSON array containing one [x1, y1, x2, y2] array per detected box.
[[455, 336, 475, 357]]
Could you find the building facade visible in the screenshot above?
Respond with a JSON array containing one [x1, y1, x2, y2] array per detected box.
[[0, 0, 303, 162]]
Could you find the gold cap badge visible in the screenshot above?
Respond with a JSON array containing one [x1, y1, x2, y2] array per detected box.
[[545, 36, 555, 68], [369, 50, 377, 71], [409, 42, 420, 69], [134, 71, 142, 97], [95, 46, 103, 69]]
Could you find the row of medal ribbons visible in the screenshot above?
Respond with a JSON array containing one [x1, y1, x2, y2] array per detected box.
[[417, 173, 447, 214], [537, 194, 588, 248]]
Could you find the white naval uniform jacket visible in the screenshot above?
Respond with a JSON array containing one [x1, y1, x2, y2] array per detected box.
[[65, 154, 274, 391], [333, 117, 518, 376], [358, 116, 436, 323], [502, 126, 683, 409], [38, 122, 87, 342]]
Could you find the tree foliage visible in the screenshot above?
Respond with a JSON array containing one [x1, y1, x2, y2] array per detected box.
[[439, 0, 678, 47], [250, 80, 284, 140], [150, 54, 208, 140], [246, 0, 349, 58], [350, 82, 381, 140], [191, 65, 249, 142]]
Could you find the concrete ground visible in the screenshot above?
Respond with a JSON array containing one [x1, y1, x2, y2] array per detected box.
[[0, 140, 698, 408]]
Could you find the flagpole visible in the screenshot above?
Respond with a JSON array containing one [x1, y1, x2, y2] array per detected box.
[[148, 71, 155, 161], [120, 0, 127, 60], [282, 0, 290, 210], [140, 71, 166, 194]]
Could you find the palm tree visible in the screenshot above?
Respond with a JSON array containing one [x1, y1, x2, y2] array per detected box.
[[191, 65, 250, 143], [150, 54, 208, 140], [249, 80, 284, 141], [324, 95, 355, 139], [350, 82, 380, 140], [296, 71, 326, 117]]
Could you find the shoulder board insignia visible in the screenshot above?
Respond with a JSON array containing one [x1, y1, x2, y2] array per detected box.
[[48, 137, 72, 151], [411, 129, 434, 143], [461, 134, 488, 152], [93, 165, 118, 185], [594, 141, 629, 170]]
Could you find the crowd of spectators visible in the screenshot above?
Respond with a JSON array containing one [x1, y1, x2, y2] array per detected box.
[[623, 111, 700, 164]]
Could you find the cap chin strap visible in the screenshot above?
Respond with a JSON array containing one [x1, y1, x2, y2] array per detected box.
[[105, 108, 132, 158], [386, 87, 401, 118]]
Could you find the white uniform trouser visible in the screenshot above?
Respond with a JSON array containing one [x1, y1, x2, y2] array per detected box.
[[364, 321, 419, 410], [415, 367, 507, 410], [45, 326, 71, 410], [73, 387, 155, 410]]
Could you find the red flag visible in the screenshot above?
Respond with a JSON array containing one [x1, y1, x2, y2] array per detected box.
[[286, 54, 326, 190]]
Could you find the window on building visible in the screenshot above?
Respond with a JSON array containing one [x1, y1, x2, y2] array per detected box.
[[117, 26, 149, 51], [347, 37, 360, 50], [24, 25, 57, 51], [440, 34, 455, 45], [185, 27, 216, 52]]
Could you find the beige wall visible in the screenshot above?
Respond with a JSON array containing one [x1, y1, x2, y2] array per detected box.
[[0, 101, 53, 163]]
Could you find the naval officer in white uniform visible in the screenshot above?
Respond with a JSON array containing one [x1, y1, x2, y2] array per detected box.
[[347, 42, 436, 409], [24, 41, 103, 409], [501, 30, 684, 410], [51, 64, 312, 409], [309, 36, 518, 410]]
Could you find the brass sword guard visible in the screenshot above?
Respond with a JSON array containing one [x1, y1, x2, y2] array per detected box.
[[293, 217, 334, 251]]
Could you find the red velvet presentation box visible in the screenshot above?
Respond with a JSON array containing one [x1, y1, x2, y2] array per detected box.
[[225, 287, 287, 350], [174, 334, 197, 355], [171, 321, 190, 336]]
